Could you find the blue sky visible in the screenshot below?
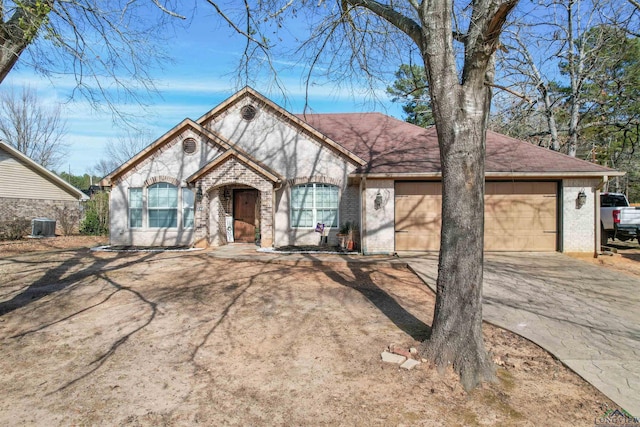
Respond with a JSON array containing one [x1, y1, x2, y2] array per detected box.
[[2, 7, 404, 176]]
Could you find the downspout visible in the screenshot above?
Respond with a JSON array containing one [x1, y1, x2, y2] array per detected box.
[[272, 180, 284, 248], [594, 176, 608, 257]]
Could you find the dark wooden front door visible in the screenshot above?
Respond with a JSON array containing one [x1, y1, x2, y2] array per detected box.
[[233, 189, 258, 242]]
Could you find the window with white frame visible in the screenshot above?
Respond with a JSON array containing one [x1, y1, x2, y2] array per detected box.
[[129, 188, 143, 228], [148, 182, 178, 228], [183, 188, 195, 228], [290, 183, 339, 228]]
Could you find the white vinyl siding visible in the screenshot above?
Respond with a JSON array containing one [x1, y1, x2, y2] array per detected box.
[[0, 148, 80, 200], [291, 183, 338, 228]]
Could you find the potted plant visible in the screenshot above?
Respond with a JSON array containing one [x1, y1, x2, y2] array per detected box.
[[337, 222, 349, 249], [346, 223, 356, 251], [338, 221, 358, 251]]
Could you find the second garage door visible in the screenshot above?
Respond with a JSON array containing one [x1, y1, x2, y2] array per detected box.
[[395, 181, 558, 252]]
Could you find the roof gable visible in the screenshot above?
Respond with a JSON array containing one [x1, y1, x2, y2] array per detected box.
[[0, 141, 86, 200], [101, 116, 285, 187], [197, 87, 366, 167], [187, 151, 282, 184], [101, 90, 621, 186], [101, 119, 238, 186]]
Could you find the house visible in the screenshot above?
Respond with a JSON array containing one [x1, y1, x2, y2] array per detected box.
[[0, 141, 88, 235], [100, 87, 622, 254]]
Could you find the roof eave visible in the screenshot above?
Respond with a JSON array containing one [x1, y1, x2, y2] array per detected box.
[[101, 118, 198, 186], [350, 171, 624, 179], [0, 141, 86, 200], [102, 119, 239, 186], [485, 171, 625, 179]]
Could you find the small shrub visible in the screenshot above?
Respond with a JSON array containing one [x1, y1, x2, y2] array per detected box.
[[0, 219, 31, 240], [79, 209, 107, 235], [79, 192, 109, 236], [53, 205, 81, 236]]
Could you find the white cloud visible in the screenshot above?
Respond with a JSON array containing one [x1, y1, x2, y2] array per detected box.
[[4, 60, 401, 175]]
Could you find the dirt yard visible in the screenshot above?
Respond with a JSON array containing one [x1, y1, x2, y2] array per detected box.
[[583, 240, 640, 277], [0, 237, 623, 426]]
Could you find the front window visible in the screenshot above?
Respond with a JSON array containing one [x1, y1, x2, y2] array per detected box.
[[129, 188, 142, 228], [291, 183, 338, 228], [183, 188, 195, 228], [148, 182, 178, 228]]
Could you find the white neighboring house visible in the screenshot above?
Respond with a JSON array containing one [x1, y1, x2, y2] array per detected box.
[[100, 87, 622, 254], [0, 141, 88, 235]]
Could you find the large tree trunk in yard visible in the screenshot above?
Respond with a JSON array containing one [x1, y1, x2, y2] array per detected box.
[[340, 0, 517, 391], [419, 86, 495, 391], [416, 0, 511, 391]]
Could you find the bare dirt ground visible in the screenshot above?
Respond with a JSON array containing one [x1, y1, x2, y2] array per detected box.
[[584, 240, 640, 277], [0, 236, 624, 426]]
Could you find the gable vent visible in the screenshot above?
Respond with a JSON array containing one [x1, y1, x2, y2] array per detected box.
[[183, 138, 197, 154], [241, 104, 257, 121]]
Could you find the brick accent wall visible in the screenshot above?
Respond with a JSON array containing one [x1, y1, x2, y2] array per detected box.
[[143, 176, 181, 187], [0, 197, 82, 235], [340, 184, 360, 224], [193, 156, 274, 248], [339, 184, 361, 246]]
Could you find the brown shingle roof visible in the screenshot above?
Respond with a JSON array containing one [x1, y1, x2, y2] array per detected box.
[[297, 113, 618, 177]]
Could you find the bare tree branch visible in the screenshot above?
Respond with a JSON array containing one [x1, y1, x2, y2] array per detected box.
[[0, 85, 68, 169], [0, 1, 187, 123], [486, 82, 533, 103]]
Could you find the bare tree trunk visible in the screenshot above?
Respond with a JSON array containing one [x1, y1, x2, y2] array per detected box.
[[0, 37, 27, 84], [421, 83, 494, 390], [541, 85, 561, 151], [0, 0, 50, 84], [415, 0, 511, 390], [512, 31, 561, 151], [566, 0, 580, 157], [205, 0, 517, 391]]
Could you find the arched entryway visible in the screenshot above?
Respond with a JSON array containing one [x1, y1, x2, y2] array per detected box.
[[188, 152, 280, 248]]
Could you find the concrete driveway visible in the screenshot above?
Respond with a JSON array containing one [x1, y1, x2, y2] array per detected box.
[[405, 252, 640, 417]]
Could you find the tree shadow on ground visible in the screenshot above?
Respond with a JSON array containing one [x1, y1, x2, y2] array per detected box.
[[0, 249, 154, 317], [322, 265, 431, 341], [1, 248, 161, 393]]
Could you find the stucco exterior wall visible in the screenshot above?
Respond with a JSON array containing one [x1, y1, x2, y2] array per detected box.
[[109, 130, 223, 246], [205, 100, 356, 182], [108, 100, 363, 248], [207, 100, 360, 248], [272, 181, 360, 247], [562, 178, 600, 253], [362, 179, 395, 255]]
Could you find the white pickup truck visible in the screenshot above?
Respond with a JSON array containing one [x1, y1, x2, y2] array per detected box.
[[600, 192, 640, 245]]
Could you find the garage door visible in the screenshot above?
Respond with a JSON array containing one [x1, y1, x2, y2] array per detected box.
[[395, 181, 557, 252]]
